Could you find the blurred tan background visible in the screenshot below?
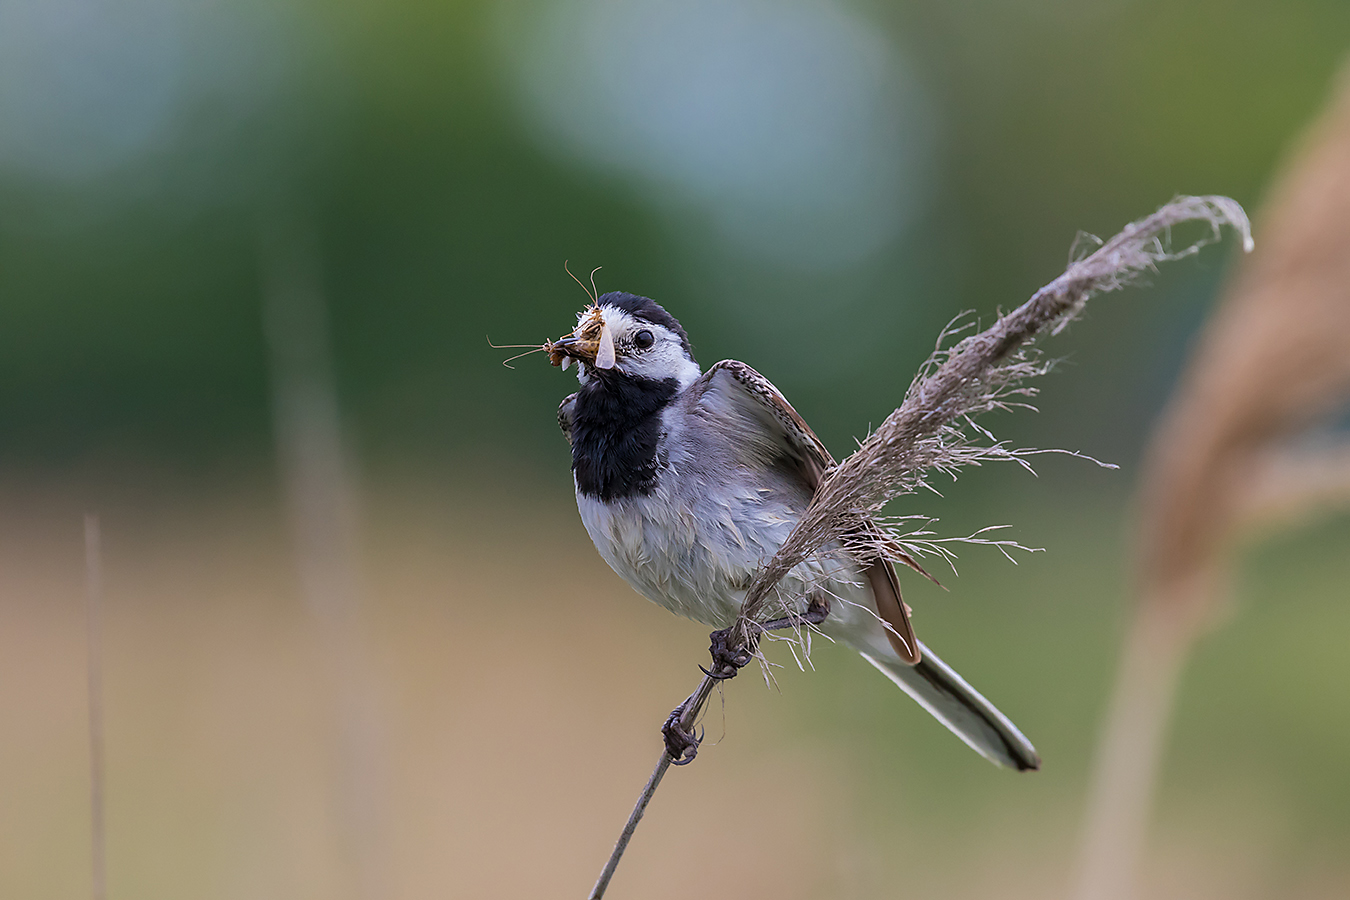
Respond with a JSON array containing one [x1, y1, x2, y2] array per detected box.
[[1, 0, 1348, 898]]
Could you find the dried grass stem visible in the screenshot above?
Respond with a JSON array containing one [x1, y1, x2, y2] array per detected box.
[[733, 196, 1251, 642]]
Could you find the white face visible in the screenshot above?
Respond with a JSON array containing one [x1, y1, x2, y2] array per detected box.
[[576, 305, 702, 390]]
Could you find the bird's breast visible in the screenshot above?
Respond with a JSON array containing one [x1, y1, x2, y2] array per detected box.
[[575, 449, 827, 628]]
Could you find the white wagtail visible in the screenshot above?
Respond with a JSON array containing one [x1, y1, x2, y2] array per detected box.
[[547, 292, 1040, 771]]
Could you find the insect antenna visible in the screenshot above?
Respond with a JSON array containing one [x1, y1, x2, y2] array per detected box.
[[486, 337, 547, 349], [498, 346, 548, 369], [565, 260, 599, 306], [588, 266, 603, 303], [486, 336, 550, 369]]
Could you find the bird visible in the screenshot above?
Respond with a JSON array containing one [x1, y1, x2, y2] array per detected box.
[[547, 291, 1040, 771]]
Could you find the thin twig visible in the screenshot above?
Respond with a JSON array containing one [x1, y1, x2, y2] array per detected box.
[[586, 196, 1251, 895], [588, 675, 714, 900], [85, 514, 106, 900], [588, 753, 673, 899]]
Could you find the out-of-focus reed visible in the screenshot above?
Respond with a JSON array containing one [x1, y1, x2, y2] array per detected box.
[[1072, 62, 1350, 900], [262, 217, 390, 900]]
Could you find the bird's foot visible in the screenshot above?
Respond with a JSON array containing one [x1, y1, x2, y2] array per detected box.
[[662, 701, 702, 765], [665, 628, 753, 764], [699, 627, 755, 681], [666, 603, 830, 765], [757, 599, 830, 632]]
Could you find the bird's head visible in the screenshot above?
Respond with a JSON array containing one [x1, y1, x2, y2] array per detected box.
[[547, 293, 701, 390]]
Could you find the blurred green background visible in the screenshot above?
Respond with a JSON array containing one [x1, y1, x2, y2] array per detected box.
[[1, 1, 1347, 898]]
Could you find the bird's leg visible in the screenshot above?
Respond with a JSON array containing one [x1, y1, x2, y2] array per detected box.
[[700, 598, 831, 681], [756, 598, 831, 633]]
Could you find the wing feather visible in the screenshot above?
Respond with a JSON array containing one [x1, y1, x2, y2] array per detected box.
[[694, 360, 924, 664], [558, 392, 577, 445]]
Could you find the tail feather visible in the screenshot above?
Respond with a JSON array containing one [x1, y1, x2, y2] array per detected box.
[[860, 641, 1041, 771]]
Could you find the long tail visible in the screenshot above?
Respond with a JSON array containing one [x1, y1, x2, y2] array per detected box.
[[860, 640, 1041, 771]]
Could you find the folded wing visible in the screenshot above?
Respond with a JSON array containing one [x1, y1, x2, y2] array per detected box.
[[692, 360, 922, 663]]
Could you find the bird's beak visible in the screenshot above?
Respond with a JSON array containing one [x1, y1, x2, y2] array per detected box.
[[547, 309, 616, 371]]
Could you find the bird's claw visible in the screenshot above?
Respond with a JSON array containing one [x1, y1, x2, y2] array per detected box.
[[704, 627, 754, 680], [662, 707, 702, 765], [662, 628, 755, 764]]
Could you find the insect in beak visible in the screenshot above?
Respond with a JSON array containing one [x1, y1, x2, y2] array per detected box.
[[546, 308, 615, 370]]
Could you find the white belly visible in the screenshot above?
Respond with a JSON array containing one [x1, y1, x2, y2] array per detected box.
[[575, 478, 881, 645]]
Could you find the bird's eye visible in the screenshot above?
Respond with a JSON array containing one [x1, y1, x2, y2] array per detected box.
[[634, 329, 655, 349]]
